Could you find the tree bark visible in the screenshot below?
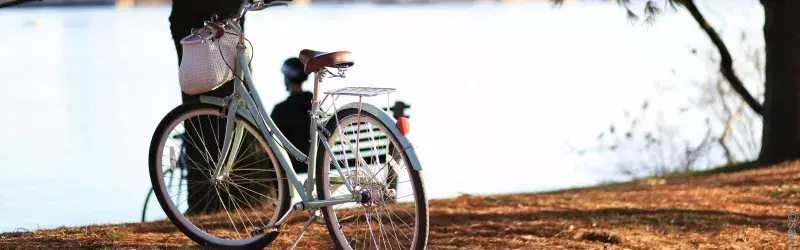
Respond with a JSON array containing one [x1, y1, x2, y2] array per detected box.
[[681, 0, 763, 116], [758, 0, 800, 165]]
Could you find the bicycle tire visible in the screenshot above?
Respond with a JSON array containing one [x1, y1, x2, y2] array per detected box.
[[148, 101, 291, 249], [316, 107, 429, 250]]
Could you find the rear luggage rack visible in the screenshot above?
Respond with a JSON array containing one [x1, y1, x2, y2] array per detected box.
[[324, 87, 396, 97]]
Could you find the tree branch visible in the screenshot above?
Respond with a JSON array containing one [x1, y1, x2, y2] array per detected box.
[[0, 0, 39, 8], [680, 0, 763, 116], [719, 105, 743, 163]]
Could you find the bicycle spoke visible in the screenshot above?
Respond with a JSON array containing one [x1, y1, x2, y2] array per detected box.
[[161, 162, 212, 179], [226, 180, 279, 201], [213, 184, 241, 239], [388, 203, 415, 231], [227, 184, 269, 228], [153, 108, 289, 244], [373, 207, 390, 250], [228, 136, 260, 167], [179, 188, 214, 215], [165, 181, 204, 197], [321, 113, 423, 250], [195, 116, 219, 167], [364, 209, 378, 250], [187, 117, 217, 167], [206, 115, 222, 161], [175, 124, 211, 166], [228, 157, 271, 173], [226, 178, 283, 191], [167, 138, 217, 180], [378, 202, 412, 243], [225, 185, 256, 235]]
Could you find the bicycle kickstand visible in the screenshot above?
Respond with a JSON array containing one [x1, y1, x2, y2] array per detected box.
[[288, 209, 319, 250]]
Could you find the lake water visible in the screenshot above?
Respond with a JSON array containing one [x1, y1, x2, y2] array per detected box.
[[0, 1, 764, 232]]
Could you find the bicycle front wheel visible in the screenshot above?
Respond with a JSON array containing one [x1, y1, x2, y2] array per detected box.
[[148, 102, 291, 249], [316, 107, 429, 250]]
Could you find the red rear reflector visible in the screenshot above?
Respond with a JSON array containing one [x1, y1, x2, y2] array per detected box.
[[397, 117, 410, 135]]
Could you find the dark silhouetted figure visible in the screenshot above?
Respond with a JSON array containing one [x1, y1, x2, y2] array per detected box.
[[271, 58, 313, 174], [389, 101, 411, 119], [171, 0, 277, 215]]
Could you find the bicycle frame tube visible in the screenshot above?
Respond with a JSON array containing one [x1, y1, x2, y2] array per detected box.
[[232, 81, 313, 202], [212, 42, 372, 208], [217, 43, 324, 202], [239, 62, 308, 163], [214, 98, 244, 179], [304, 74, 322, 198]]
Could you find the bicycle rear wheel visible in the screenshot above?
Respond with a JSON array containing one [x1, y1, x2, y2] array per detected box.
[[148, 102, 291, 249], [316, 107, 429, 250]]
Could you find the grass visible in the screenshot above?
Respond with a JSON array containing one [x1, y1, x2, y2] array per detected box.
[[692, 160, 763, 176], [1, 161, 798, 249]]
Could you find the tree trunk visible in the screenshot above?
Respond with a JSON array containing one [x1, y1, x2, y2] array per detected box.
[[758, 0, 800, 165]]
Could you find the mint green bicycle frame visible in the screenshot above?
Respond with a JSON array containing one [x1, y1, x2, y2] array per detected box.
[[201, 42, 422, 225]]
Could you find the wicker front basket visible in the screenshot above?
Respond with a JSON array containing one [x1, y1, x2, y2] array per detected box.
[[178, 21, 251, 95]]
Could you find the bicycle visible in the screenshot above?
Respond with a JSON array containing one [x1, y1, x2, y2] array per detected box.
[[148, 0, 428, 249]]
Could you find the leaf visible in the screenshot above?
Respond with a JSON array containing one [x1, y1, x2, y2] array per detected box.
[[626, 9, 639, 22], [643, 1, 662, 24], [666, 0, 678, 11], [642, 101, 649, 110], [610, 125, 616, 134]]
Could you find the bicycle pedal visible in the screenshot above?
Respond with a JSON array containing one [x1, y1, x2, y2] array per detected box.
[[250, 227, 279, 237], [305, 209, 324, 224], [315, 213, 326, 224]]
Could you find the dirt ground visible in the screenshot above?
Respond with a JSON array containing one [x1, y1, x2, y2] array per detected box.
[[1, 163, 798, 249]]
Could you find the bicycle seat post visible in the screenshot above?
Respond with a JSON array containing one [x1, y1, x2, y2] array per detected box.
[[302, 70, 325, 197], [313, 69, 324, 104]]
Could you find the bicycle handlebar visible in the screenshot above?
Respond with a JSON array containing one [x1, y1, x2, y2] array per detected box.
[[0, 0, 41, 9], [232, 0, 292, 21], [188, 0, 290, 41]]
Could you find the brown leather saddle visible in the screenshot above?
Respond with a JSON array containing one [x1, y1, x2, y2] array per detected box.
[[298, 49, 354, 74]]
